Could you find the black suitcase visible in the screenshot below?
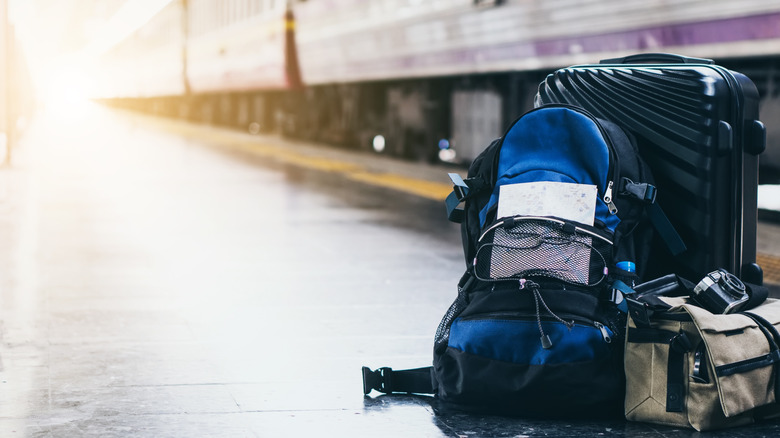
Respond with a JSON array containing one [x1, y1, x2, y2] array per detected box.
[[535, 53, 765, 284]]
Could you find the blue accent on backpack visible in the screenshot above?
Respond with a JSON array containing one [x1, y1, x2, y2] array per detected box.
[[449, 317, 613, 365]]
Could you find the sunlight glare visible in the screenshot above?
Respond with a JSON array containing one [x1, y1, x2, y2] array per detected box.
[[40, 62, 94, 116]]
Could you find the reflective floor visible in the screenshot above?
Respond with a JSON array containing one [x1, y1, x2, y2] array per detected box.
[[0, 104, 779, 437]]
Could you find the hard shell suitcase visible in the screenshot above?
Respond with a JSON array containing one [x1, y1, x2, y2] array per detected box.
[[535, 53, 765, 284]]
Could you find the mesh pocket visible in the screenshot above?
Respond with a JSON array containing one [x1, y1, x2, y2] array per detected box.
[[474, 217, 612, 286], [434, 285, 469, 349]]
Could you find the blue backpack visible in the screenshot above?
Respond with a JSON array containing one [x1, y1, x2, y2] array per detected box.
[[363, 105, 685, 416]]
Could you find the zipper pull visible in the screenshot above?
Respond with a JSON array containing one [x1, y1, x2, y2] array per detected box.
[[522, 279, 553, 349], [518, 279, 539, 290], [594, 321, 612, 343], [604, 181, 618, 215]]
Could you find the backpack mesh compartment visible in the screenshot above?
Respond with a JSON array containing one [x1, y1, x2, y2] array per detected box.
[[474, 216, 613, 286]]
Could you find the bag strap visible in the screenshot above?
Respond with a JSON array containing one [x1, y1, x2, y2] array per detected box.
[[445, 138, 500, 224], [445, 173, 470, 223], [646, 202, 687, 256], [666, 332, 693, 412], [362, 366, 434, 395], [625, 274, 690, 327], [740, 312, 780, 399], [745, 283, 770, 309], [620, 177, 686, 256], [445, 172, 492, 224]]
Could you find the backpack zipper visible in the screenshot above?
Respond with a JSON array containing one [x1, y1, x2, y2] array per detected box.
[[603, 181, 618, 215], [457, 312, 613, 344], [594, 321, 612, 343]]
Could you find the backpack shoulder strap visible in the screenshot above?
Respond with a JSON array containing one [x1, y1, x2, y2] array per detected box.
[[362, 366, 434, 395], [445, 138, 501, 224], [445, 173, 470, 223], [602, 116, 687, 257]]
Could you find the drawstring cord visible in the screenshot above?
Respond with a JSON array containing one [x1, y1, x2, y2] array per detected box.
[[522, 279, 574, 349]]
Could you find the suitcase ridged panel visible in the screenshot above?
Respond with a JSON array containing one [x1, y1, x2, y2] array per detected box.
[[538, 66, 740, 279]]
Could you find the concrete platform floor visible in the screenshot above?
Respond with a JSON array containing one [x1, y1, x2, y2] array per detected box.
[[0, 104, 779, 437]]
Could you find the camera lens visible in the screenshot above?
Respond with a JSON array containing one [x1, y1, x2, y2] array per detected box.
[[722, 272, 746, 297]]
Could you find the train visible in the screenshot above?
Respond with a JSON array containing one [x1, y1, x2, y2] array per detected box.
[[92, 0, 780, 181]]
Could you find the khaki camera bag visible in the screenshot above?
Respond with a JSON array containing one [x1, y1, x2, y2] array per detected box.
[[625, 291, 780, 431]]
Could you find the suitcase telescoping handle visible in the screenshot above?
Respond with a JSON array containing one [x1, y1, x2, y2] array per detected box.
[[600, 53, 714, 65]]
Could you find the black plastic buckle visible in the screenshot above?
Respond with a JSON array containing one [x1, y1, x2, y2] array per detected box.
[[449, 173, 469, 200], [621, 178, 657, 204], [362, 366, 393, 395], [446, 173, 470, 223]]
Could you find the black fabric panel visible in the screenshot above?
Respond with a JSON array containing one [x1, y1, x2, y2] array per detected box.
[[460, 287, 602, 322], [433, 347, 624, 418]]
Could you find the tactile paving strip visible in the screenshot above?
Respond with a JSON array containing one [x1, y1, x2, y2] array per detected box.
[[757, 253, 780, 285]]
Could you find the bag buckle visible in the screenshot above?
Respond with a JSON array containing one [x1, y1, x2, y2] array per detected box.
[[621, 178, 657, 204], [362, 366, 393, 395], [446, 173, 470, 223]]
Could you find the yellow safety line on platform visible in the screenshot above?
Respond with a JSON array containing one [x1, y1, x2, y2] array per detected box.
[[135, 115, 452, 201], [348, 171, 453, 200]]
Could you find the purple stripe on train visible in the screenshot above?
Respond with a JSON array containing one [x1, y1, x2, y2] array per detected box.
[[535, 12, 780, 56], [342, 12, 780, 77]]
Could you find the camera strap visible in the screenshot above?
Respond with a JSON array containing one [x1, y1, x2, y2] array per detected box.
[[627, 273, 769, 324], [744, 282, 769, 310]]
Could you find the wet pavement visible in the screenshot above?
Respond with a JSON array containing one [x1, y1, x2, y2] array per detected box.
[[1, 103, 780, 437]]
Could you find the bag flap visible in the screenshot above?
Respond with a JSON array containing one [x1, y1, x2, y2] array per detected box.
[[685, 304, 759, 333], [682, 303, 779, 418], [659, 296, 688, 308], [744, 298, 780, 325]]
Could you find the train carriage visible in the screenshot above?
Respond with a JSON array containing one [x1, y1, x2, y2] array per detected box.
[[94, 0, 186, 102], [186, 0, 297, 93], [185, 0, 300, 128], [94, 0, 780, 177], [292, 0, 780, 164]]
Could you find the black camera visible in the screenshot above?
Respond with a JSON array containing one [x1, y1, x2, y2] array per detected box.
[[692, 269, 748, 314]]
